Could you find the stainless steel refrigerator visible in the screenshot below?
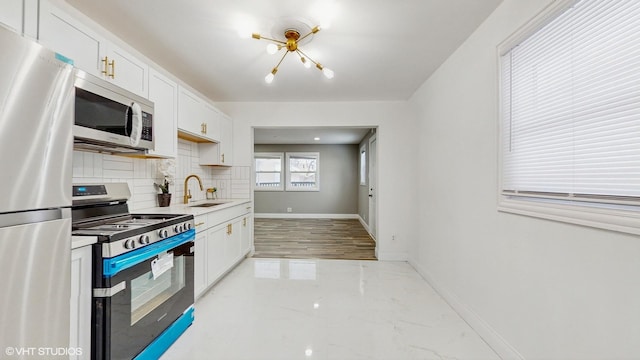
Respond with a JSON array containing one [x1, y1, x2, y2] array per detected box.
[[0, 25, 75, 355]]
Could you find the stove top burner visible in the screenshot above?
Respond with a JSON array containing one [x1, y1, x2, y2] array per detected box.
[[72, 213, 193, 240]]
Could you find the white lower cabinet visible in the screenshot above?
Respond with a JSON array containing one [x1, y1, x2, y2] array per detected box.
[[206, 224, 227, 283], [194, 203, 253, 299], [70, 245, 92, 360], [240, 214, 253, 255], [194, 230, 208, 298]]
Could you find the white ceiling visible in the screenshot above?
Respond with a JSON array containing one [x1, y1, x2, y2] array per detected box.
[[254, 127, 373, 145], [64, 0, 503, 102]]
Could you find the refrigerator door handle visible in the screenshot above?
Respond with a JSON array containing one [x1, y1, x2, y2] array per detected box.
[[0, 208, 67, 228]]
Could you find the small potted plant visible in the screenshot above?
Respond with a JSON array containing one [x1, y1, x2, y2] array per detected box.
[[155, 159, 175, 207]]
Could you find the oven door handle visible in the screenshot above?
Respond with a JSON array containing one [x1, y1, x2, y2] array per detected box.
[[103, 229, 195, 277]]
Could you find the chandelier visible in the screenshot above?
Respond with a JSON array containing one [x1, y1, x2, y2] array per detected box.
[[252, 26, 334, 83]]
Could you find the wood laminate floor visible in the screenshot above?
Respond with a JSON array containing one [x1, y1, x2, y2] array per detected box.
[[253, 218, 377, 260]]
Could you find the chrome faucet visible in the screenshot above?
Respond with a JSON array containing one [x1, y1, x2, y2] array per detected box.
[[183, 174, 204, 204]]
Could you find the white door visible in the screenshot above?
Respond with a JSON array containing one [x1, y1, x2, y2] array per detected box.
[[368, 135, 377, 239]]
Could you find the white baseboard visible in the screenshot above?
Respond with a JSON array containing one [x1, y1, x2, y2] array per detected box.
[[408, 260, 525, 360], [357, 215, 376, 243], [377, 251, 407, 261], [254, 213, 360, 219]]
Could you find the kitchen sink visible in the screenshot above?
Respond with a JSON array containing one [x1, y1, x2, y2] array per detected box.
[[190, 203, 222, 208], [189, 201, 230, 208]]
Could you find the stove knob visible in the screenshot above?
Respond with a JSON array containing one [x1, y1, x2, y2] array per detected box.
[[184, 222, 192, 230], [124, 239, 136, 249], [174, 225, 183, 233], [158, 229, 168, 238], [139, 235, 150, 245]]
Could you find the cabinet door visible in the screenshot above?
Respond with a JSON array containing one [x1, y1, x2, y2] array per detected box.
[[224, 218, 242, 267], [197, 113, 232, 166], [206, 224, 227, 285], [240, 214, 253, 256], [219, 114, 233, 165], [178, 86, 208, 140], [203, 104, 221, 141], [70, 245, 92, 360], [0, 0, 22, 33], [39, 0, 106, 77], [148, 69, 177, 158], [194, 231, 207, 299], [107, 43, 149, 97]]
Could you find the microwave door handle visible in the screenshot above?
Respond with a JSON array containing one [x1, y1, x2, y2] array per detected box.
[[128, 102, 143, 147]]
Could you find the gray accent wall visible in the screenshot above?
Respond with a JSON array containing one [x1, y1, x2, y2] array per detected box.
[[254, 144, 358, 214]]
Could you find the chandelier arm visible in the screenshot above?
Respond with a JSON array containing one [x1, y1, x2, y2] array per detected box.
[[296, 49, 319, 66], [274, 50, 290, 69], [298, 26, 320, 42], [256, 36, 287, 45]]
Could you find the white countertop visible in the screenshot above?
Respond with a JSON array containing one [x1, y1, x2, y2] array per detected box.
[[138, 198, 252, 216]]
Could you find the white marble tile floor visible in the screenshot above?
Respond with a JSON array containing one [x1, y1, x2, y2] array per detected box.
[[161, 259, 499, 360]]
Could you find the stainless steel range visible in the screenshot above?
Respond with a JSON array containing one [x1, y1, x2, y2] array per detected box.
[[72, 183, 195, 360]]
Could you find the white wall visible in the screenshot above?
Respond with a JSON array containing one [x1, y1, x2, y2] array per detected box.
[[218, 101, 418, 261], [409, 0, 640, 359]]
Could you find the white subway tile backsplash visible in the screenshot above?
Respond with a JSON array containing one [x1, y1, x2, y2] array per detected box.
[[73, 139, 251, 209]]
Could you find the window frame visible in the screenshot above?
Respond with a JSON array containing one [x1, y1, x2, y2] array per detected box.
[[254, 152, 284, 191], [359, 144, 367, 186], [285, 152, 320, 192], [497, 0, 640, 236]]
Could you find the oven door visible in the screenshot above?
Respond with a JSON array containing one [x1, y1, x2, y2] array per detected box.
[[93, 230, 195, 360]]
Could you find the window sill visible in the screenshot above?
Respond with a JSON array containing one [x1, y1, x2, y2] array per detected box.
[[285, 188, 320, 192], [498, 197, 640, 236], [255, 188, 284, 192]]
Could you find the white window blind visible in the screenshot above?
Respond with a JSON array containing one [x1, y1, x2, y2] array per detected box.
[[255, 152, 284, 191], [286, 152, 320, 191], [501, 0, 640, 205]]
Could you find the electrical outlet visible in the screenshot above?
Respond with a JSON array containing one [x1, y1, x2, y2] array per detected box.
[[287, 207, 292, 213]]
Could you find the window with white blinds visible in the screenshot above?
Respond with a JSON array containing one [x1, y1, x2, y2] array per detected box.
[[500, 0, 640, 210], [255, 152, 284, 191]]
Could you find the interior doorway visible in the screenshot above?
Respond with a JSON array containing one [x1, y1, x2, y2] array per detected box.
[[251, 126, 378, 260]]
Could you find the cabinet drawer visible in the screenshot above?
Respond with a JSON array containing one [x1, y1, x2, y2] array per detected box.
[[207, 203, 251, 227], [193, 215, 208, 232]]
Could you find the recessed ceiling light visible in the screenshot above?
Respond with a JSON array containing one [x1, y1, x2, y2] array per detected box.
[[314, 137, 320, 141]]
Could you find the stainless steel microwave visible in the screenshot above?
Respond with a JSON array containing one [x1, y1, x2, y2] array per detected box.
[[73, 71, 154, 154]]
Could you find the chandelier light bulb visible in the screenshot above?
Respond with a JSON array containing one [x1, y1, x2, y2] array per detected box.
[[322, 67, 334, 79], [266, 43, 279, 55], [265, 72, 275, 84], [301, 57, 312, 69]]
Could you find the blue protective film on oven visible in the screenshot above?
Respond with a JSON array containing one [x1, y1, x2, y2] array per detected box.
[[133, 306, 195, 360], [103, 229, 195, 277]]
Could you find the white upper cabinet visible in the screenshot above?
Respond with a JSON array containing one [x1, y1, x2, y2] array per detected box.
[[38, 1, 148, 97], [218, 114, 233, 165], [105, 43, 149, 97], [177, 86, 221, 143], [0, 0, 23, 33], [148, 69, 178, 158], [198, 113, 233, 166], [39, 1, 107, 77]]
